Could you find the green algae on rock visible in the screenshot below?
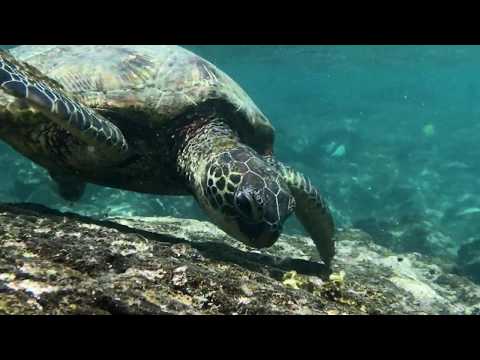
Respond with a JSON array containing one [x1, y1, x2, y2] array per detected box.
[[0, 203, 479, 315]]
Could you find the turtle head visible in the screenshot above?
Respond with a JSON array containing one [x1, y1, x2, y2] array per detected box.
[[201, 148, 296, 248]]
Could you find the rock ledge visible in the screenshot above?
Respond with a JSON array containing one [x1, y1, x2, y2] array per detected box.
[[1, 203, 479, 315]]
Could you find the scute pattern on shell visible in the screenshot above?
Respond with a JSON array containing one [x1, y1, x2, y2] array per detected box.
[[10, 45, 274, 152]]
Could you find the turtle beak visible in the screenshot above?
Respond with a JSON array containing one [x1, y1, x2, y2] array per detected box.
[[239, 221, 282, 248], [253, 228, 281, 248]]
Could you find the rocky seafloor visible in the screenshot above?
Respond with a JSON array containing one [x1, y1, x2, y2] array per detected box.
[[1, 202, 480, 315]]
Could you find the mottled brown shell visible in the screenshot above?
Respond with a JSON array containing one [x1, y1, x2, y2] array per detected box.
[[10, 45, 275, 154]]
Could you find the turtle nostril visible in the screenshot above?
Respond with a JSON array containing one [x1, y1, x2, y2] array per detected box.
[[288, 197, 296, 212]]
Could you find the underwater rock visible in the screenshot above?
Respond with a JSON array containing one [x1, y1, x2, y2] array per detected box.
[[400, 225, 432, 254], [353, 218, 395, 248], [457, 239, 480, 284], [0, 203, 479, 315], [354, 213, 457, 261]]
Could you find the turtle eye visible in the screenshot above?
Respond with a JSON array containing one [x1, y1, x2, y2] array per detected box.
[[235, 191, 253, 218], [235, 189, 263, 222]]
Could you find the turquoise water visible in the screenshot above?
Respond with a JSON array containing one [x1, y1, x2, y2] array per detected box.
[[1, 45, 479, 281]]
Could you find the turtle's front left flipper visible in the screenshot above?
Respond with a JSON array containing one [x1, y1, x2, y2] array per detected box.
[[268, 158, 335, 267], [49, 172, 86, 202], [0, 50, 129, 164]]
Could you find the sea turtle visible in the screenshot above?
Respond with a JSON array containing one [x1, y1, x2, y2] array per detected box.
[[0, 45, 335, 266]]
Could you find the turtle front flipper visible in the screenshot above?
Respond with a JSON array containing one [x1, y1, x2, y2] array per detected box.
[[269, 158, 335, 267], [0, 50, 129, 164], [49, 172, 86, 202]]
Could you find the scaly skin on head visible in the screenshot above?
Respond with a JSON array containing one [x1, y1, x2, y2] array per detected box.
[[177, 119, 295, 249]]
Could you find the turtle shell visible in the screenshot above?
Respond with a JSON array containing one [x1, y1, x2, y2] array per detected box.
[[10, 45, 275, 154]]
